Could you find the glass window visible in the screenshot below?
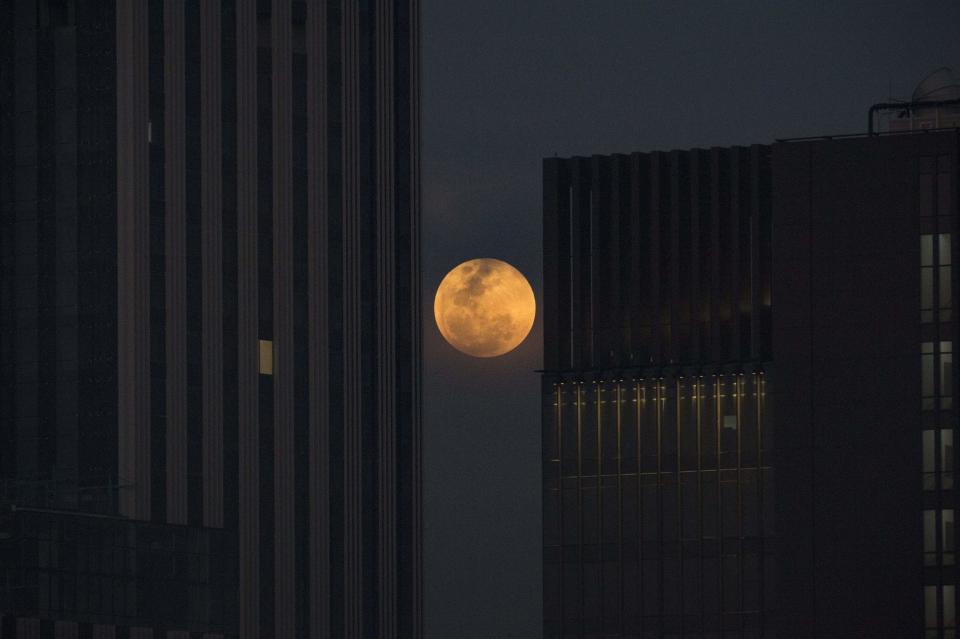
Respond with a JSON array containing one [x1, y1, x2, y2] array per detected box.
[[258, 339, 273, 375], [945, 510, 955, 565], [942, 266, 953, 320], [921, 174, 935, 218], [924, 235, 935, 267], [939, 163, 953, 218], [945, 430, 955, 490], [947, 584, 957, 629], [941, 234, 953, 321], [927, 585, 938, 630], [923, 268, 935, 322], [925, 510, 937, 565], [925, 431, 936, 490], [922, 235, 952, 322], [923, 343, 935, 409], [942, 342, 953, 409]]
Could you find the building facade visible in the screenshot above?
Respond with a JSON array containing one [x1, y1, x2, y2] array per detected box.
[[0, 1, 421, 638], [772, 131, 957, 639], [542, 147, 774, 638], [542, 129, 959, 637]]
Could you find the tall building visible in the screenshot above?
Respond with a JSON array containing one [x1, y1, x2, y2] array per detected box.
[[541, 72, 959, 638], [0, 1, 421, 638], [542, 146, 773, 639]]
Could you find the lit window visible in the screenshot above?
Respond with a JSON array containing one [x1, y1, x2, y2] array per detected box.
[[722, 415, 737, 431], [259, 339, 273, 375]]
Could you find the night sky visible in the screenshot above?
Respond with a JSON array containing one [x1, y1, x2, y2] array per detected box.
[[421, 2, 960, 637]]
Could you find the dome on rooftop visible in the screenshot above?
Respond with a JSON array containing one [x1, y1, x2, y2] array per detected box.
[[912, 67, 960, 102]]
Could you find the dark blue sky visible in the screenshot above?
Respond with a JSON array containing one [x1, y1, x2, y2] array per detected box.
[[422, 2, 960, 637]]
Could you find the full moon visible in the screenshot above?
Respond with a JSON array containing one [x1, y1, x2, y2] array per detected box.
[[434, 258, 536, 358]]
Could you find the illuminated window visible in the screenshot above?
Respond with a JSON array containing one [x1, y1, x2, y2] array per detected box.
[[722, 415, 737, 431], [259, 339, 273, 375]]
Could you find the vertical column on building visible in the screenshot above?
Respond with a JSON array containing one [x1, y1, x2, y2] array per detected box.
[[117, 0, 152, 521], [271, 0, 295, 635], [163, 0, 187, 526], [341, 1, 363, 636], [201, 0, 225, 530], [235, 0, 260, 635], [543, 159, 569, 371], [375, 0, 398, 635], [410, 2, 424, 634], [306, 1, 331, 636]]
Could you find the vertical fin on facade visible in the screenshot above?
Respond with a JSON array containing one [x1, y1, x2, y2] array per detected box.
[[306, 1, 331, 637], [201, 0, 226, 530], [163, 0, 188, 526], [376, 0, 399, 637], [341, 1, 363, 636], [117, 0, 152, 520], [272, 0, 296, 635], [236, 0, 260, 635]]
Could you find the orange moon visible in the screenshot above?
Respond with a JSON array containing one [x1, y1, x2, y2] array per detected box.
[[434, 258, 536, 358]]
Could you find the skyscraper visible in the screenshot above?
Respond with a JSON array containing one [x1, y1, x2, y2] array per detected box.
[[0, 1, 421, 637], [542, 145, 773, 638], [541, 80, 959, 637]]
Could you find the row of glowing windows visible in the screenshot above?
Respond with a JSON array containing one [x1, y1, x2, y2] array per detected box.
[[553, 394, 758, 405], [553, 378, 765, 400]]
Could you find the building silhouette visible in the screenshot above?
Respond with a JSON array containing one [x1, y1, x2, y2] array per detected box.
[[542, 71, 960, 638], [0, 1, 421, 637]]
